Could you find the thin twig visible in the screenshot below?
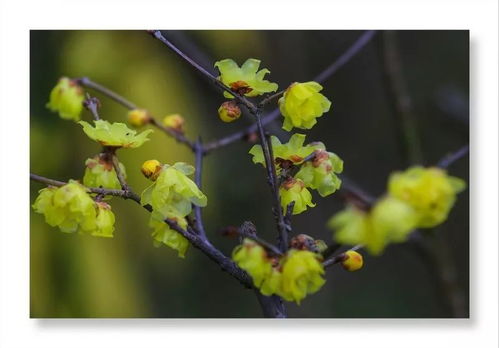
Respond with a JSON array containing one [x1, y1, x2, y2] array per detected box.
[[110, 153, 129, 191], [150, 30, 257, 114], [149, 118, 196, 150], [258, 90, 285, 108], [30, 172, 253, 289], [323, 244, 363, 268], [83, 94, 101, 121], [30, 173, 141, 202], [203, 30, 377, 153], [77, 77, 137, 110], [77, 76, 196, 150], [234, 228, 283, 257], [437, 145, 469, 169], [257, 120, 288, 252], [193, 138, 207, 240]]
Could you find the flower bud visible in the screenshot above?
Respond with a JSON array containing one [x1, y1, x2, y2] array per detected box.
[[218, 101, 241, 123], [341, 250, 363, 271], [162, 114, 185, 133], [141, 159, 162, 181], [127, 109, 151, 127], [46, 77, 85, 121]]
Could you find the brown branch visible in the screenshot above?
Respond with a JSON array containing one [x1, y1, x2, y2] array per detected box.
[[149, 30, 257, 114], [111, 153, 129, 191], [193, 138, 207, 240], [323, 244, 363, 268], [203, 30, 378, 153], [77, 77, 137, 110], [258, 90, 285, 108], [437, 145, 469, 169], [82, 94, 101, 120], [77, 77, 196, 150], [30, 173, 141, 202], [30, 172, 253, 289]]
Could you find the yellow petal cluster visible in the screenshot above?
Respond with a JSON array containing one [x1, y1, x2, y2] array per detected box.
[[279, 178, 316, 215], [232, 240, 326, 304], [32, 180, 115, 237], [388, 166, 466, 227], [79, 120, 153, 148], [328, 166, 466, 255], [141, 162, 207, 257], [46, 77, 84, 121], [215, 58, 278, 98], [278, 82, 331, 131]]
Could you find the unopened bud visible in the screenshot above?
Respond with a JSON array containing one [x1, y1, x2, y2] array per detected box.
[[141, 159, 162, 181], [162, 114, 185, 133], [218, 101, 241, 123], [341, 250, 363, 271], [128, 109, 151, 127]]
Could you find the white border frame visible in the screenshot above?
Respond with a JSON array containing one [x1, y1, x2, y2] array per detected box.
[[1, 0, 497, 347]]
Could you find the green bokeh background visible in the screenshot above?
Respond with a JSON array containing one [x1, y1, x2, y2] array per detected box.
[[30, 30, 469, 318]]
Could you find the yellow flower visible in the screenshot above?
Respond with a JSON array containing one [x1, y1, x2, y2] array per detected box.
[[388, 166, 466, 227], [149, 211, 189, 258], [278, 82, 331, 131], [83, 154, 126, 190], [249, 134, 317, 169], [93, 202, 115, 238], [80, 120, 153, 148], [141, 159, 163, 181], [328, 197, 418, 255], [162, 114, 185, 133], [127, 109, 151, 127], [218, 101, 241, 123], [296, 143, 343, 197], [46, 77, 84, 121], [215, 58, 278, 98], [141, 162, 207, 217], [232, 238, 273, 287], [279, 178, 316, 215], [341, 250, 364, 271], [32, 180, 116, 238], [278, 250, 325, 304]]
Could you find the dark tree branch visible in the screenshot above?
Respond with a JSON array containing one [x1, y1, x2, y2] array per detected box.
[[30, 173, 141, 202], [78, 77, 137, 110], [437, 145, 469, 169], [83, 94, 101, 121], [77, 76, 196, 150], [256, 118, 288, 253], [234, 224, 283, 257], [111, 153, 129, 191], [323, 244, 363, 268], [30, 172, 253, 289], [203, 30, 378, 153], [150, 30, 257, 114], [193, 138, 207, 240], [258, 90, 285, 108]]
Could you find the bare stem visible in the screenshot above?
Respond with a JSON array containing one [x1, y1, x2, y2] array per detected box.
[[83, 94, 101, 121], [111, 153, 129, 191], [323, 244, 363, 268], [193, 138, 207, 240], [258, 90, 285, 108], [437, 145, 469, 169], [78, 77, 137, 110], [30, 173, 141, 202], [203, 30, 378, 153], [30, 172, 253, 289], [150, 30, 257, 114], [77, 76, 196, 150]]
